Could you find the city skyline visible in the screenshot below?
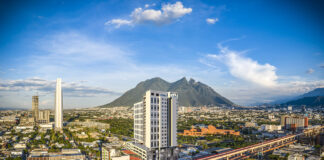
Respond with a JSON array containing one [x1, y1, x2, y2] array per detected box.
[[0, 0, 324, 108]]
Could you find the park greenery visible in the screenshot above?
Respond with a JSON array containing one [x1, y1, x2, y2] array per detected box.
[[98, 118, 133, 137]]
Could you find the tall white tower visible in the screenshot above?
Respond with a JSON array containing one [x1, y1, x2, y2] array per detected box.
[[55, 78, 63, 130], [134, 90, 178, 149]]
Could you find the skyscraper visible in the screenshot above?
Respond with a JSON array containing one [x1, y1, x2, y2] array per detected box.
[[32, 95, 39, 123], [55, 78, 63, 130], [128, 90, 178, 160]]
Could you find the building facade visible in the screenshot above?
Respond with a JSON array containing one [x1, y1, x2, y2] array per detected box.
[[131, 90, 178, 159], [32, 96, 39, 123], [281, 115, 308, 131], [55, 78, 63, 130], [38, 110, 50, 124]]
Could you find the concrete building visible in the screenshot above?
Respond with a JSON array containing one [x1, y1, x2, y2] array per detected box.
[[101, 143, 130, 160], [39, 123, 53, 132], [55, 78, 63, 130], [281, 115, 308, 131], [259, 124, 282, 132], [28, 149, 86, 160], [130, 90, 179, 160], [38, 110, 50, 124], [288, 106, 293, 112], [32, 96, 39, 123]]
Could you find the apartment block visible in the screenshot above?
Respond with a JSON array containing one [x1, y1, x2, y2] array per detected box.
[[281, 115, 308, 131], [129, 90, 179, 160]]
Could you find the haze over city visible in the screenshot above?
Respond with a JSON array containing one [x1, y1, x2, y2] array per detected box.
[[0, 0, 324, 109]]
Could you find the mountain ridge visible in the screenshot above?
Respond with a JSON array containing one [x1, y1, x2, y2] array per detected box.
[[271, 87, 324, 105], [100, 77, 234, 107], [284, 96, 324, 106], [276, 88, 324, 107]]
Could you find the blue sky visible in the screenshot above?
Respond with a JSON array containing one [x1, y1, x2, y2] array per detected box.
[[0, 0, 323, 108]]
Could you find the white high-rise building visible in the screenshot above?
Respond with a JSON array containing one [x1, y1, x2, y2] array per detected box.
[[55, 78, 63, 130], [129, 90, 178, 159]]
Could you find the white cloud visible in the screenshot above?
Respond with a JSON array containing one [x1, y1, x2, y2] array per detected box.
[[306, 68, 314, 74], [206, 44, 278, 87], [206, 18, 219, 24], [105, 1, 192, 28], [218, 78, 324, 105], [144, 3, 155, 8], [0, 78, 119, 97], [4, 32, 323, 107], [0, 32, 197, 108], [104, 19, 133, 28]]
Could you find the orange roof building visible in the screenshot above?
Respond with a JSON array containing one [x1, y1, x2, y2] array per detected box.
[[181, 125, 240, 136]]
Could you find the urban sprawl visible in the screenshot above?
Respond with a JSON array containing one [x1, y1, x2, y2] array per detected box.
[[0, 78, 323, 160]]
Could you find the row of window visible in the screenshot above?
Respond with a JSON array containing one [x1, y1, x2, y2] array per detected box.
[[151, 113, 159, 117], [151, 134, 159, 140], [151, 120, 159, 125], [151, 141, 159, 147], [151, 127, 159, 132]]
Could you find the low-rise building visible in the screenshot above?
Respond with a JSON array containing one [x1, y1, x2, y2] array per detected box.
[[259, 125, 282, 132], [181, 125, 240, 136], [28, 149, 86, 160], [288, 153, 304, 160], [102, 143, 129, 160], [245, 122, 258, 128], [14, 143, 26, 149]]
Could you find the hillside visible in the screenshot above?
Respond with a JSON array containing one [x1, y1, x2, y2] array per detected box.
[[299, 88, 324, 98], [273, 87, 324, 105], [100, 77, 234, 107], [285, 96, 324, 106]]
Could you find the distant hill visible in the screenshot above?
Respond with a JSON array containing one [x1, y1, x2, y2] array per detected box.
[[272, 87, 324, 105], [100, 77, 234, 107], [285, 96, 324, 106], [277, 88, 324, 107], [298, 88, 324, 98]]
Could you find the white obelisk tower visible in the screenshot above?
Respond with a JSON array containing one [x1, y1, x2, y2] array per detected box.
[[55, 78, 63, 130]]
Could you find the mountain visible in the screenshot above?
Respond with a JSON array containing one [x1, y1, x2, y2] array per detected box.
[[272, 88, 324, 105], [298, 88, 324, 98], [100, 77, 234, 107], [285, 96, 324, 106]]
